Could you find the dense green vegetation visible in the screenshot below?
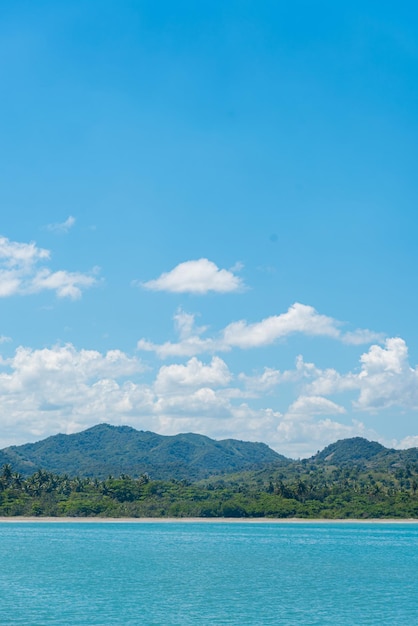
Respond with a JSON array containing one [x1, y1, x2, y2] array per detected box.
[[1, 452, 418, 518], [0, 424, 286, 480], [2, 429, 418, 518]]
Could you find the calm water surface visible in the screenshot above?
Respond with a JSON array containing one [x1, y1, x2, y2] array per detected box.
[[1, 522, 418, 625]]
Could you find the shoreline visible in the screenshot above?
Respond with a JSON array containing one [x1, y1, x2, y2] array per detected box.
[[0, 516, 418, 524]]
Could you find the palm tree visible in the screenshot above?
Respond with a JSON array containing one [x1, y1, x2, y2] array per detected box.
[[11, 472, 23, 490], [1, 464, 12, 485]]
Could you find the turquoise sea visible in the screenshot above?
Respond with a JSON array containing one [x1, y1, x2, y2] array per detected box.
[[1, 521, 418, 625]]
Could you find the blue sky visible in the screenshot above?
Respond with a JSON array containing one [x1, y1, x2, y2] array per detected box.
[[1, 1, 418, 456]]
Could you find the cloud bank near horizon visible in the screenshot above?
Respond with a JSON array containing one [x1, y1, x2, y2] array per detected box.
[[0, 329, 416, 458], [0, 238, 413, 458]]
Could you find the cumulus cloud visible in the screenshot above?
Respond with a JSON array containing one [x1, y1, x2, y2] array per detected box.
[[0, 343, 244, 446], [1, 324, 416, 457], [304, 365, 357, 397], [275, 418, 373, 459], [29, 268, 98, 299], [155, 357, 231, 393], [302, 337, 418, 414], [0, 235, 97, 299], [45, 216, 76, 234], [137, 337, 211, 359], [138, 303, 382, 358], [239, 366, 302, 394], [221, 303, 341, 348], [173, 308, 208, 339], [0, 343, 147, 445], [138, 309, 214, 358], [8, 344, 142, 380], [0, 236, 49, 267], [284, 395, 346, 420], [0, 338, 376, 458], [141, 258, 245, 294], [154, 387, 231, 417], [398, 435, 418, 449], [355, 337, 418, 411]]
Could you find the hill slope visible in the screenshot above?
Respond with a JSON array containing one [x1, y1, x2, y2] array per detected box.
[[0, 424, 288, 480], [309, 437, 418, 470], [310, 437, 387, 466]]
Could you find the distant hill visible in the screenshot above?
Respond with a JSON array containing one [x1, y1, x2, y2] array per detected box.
[[2, 429, 418, 519], [310, 437, 387, 466], [308, 436, 418, 472], [0, 424, 288, 480], [2, 427, 418, 483]]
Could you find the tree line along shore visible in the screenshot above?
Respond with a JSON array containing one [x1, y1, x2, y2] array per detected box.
[[1, 461, 418, 519]]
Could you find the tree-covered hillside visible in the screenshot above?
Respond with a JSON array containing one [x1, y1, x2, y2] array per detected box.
[[1, 457, 418, 518], [1, 432, 418, 518], [0, 424, 287, 480], [310, 437, 387, 465]]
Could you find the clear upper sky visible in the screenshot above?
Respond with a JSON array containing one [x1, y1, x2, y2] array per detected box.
[[1, 0, 417, 456]]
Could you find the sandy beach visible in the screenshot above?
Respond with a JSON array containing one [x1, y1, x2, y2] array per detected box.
[[0, 516, 417, 523]]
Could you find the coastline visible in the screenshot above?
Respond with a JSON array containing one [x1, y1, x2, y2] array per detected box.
[[0, 516, 417, 523]]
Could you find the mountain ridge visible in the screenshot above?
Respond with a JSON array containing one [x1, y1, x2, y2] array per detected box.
[[309, 437, 388, 465], [0, 423, 288, 480], [1, 426, 417, 481]]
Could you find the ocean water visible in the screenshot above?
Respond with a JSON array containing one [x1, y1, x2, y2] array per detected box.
[[1, 521, 418, 625]]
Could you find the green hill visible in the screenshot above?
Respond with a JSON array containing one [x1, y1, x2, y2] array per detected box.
[[0, 424, 288, 480], [2, 429, 418, 518], [310, 437, 387, 466]]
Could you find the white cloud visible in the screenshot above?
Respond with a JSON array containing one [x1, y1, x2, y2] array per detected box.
[[1, 344, 143, 390], [155, 357, 231, 393], [137, 336, 214, 359], [239, 366, 302, 394], [284, 395, 346, 420], [141, 258, 245, 294], [305, 365, 357, 396], [0, 343, 147, 445], [0, 236, 49, 267], [29, 268, 97, 299], [0, 338, 373, 458], [397, 435, 418, 449], [342, 328, 385, 345], [359, 337, 407, 375], [45, 216, 76, 234], [154, 387, 231, 417], [355, 337, 418, 411], [137, 309, 214, 357], [173, 308, 207, 339], [221, 303, 340, 348], [275, 418, 373, 459], [303, 337, 418, 413], [174, 309, 196, 339], [0, 271, 21, 297], [0, 343, 244, 446], [0, 235, 97, 299], [138, 303, 382, 358], [1, 329, 417, 458]]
